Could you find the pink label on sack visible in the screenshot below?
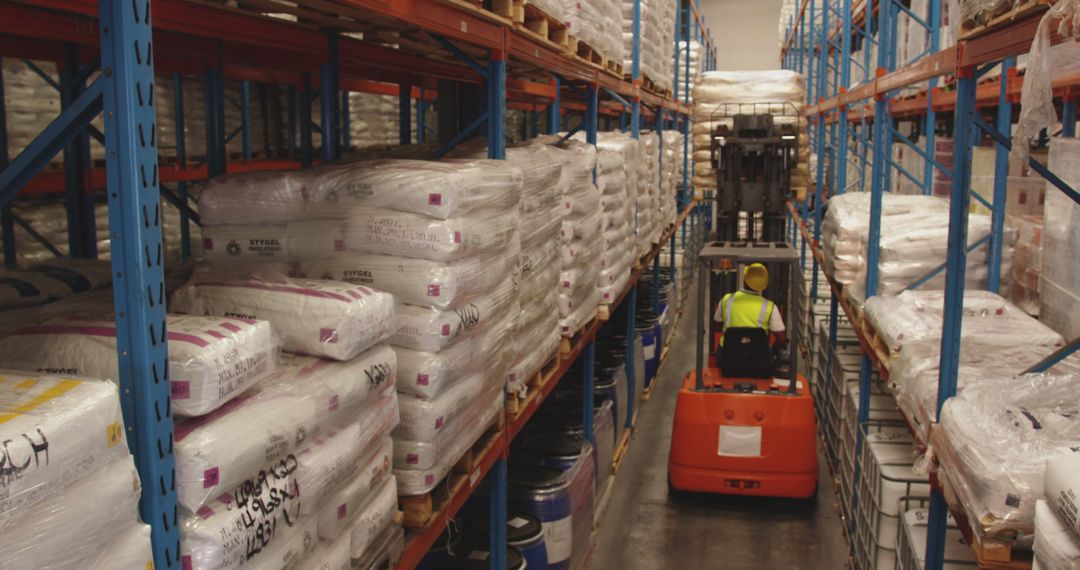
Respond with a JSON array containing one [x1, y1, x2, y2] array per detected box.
[[337, 503, 347, 519], [196, 505, 215, 519], [406, 453, 419, 464], [417, 374, 430, 386], [203, 238, 214, 251], [454, 231, 462, 243], [334, 239, 346, 251], [203, 467, 220, 488], [425, 474, 435, 485], [429, 193, 443, 206], [219, 321, 241, 333], [206, 330, 226, 340], [441, 324, 451, 336], [509, 372, 517, 382], [435, 416, 444, 429], [171, 381, 191, 400], [563, 280, 571, 289], [320, 328, 339, 343], [427, 284, 441, 297], [183, 556, 193, 570], [217, 492, 234, 504], [328, 395, 340, 411]]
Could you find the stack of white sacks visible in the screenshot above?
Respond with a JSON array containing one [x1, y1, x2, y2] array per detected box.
[[635, 132, 662, 252], [0, 266, 405, 568], [0, 369, 153, 569], [595, 132, 639, 308], [660, 130, 685, 227], [676, 40, 704, 102], [562, 0, 624, 65], [821, 193, 1012, 300], [547, 138, 603, 337], [621, 0, 676, 92], [451, 142, 565, 398], [691, 71, 809, 200], [1038, 451, 1080, 569], [346, 92, 416, 150], [196, 158, 524, 501]]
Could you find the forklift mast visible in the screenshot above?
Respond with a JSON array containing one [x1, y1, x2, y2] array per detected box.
[[708, 103, 800, 347]]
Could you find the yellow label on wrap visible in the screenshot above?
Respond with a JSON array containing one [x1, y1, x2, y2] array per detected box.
[[106, 421, 124, 447], [0, 378, 82, 424], [146, 561, 154, 570]]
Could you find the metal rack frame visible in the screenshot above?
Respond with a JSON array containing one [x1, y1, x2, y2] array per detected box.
[[781, 1, 1080, 569], [0, 0, 717, 568]]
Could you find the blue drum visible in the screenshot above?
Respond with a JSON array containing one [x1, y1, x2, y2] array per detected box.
[[635, 312, 659, 387], [469, 513, 549, 570], [448, 545, 525, 570], [509, 466, 574, 570], [521, 433, 590, 472]]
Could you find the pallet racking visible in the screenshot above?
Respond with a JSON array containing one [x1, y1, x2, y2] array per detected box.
[[0, 0, 719, 568], [780, 1, 1080, 568]]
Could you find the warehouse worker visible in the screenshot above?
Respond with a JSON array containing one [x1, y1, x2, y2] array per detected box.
[[714, 263, 787, 348]]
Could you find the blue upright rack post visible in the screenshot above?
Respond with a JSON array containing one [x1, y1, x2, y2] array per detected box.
[[987, 58, 1015, 293], [400, 80, 412, 146], [487, 43, 507, 570], [61, 44, 96, 258], [341, 90, 351, 150], [98, 0, 178, 566], [241, 80, 252, 160], [300, 72, 314, 168], [924, 66, 977, 570]]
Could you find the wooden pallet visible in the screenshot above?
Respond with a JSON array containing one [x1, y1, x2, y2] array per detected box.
[[399, 416, 504, 530], [935, 468, 1034, 569], [571, 38, 606, 70], [516, 3, 568, 49], [506, 352, 561, 415], [958, 0, 1051, 39], [559, 316, 597, 357], [489, 0, 525, 22]]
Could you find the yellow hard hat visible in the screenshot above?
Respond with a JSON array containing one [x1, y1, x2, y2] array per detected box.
[[744, 263, 769, 292]]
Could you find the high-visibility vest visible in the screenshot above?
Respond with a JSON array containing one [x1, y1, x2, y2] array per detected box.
[[719, 290, 775, 345]]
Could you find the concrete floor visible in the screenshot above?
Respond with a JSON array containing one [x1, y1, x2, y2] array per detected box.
[[589, 295, 849, 569]]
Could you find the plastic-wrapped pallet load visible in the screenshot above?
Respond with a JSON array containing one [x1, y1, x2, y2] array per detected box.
[[692, 71, 808, 200], [0, 370, 151, 569], [890, 341, 1080, 443], [936, 372, 1080, 546], [0, 258, 112, 310], [178, 345, 401, 570], [862, 290, 1063, 356], [0, 314, 278, 416], [1045, 450, 1080, 538], [1010, 214, 1044, 316], [171, 273, 394, 362], [1040, 138, 1080, 340], [545, 138, 603, 337], [594, 133, 639, 307]]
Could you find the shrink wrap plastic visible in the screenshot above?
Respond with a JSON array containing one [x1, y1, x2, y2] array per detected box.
[[889, 341, 1080, 442], [937, 372, 1080, 542], [1041, 138, 1080, 340], [295, 242, 518, 310], [298, 536, 351, 570], [352, 518, 405, 570], [394, 311, 514, 400], [0, 457, 143, 570], [0, 371, 129, 524], [508, 312, 561, 395], [1034, 499, 1080, 570], [178, 384, 397, 568], [254, 347, 397, 434], [862, 290, 1063, 354], [172, 274, 394, 361], [199, 159, 523, 223], [85, 522, 154, 570], [174, 344, 396, 512], [347, 476, 399, 558], [315, 439, 394, 541], [202, 209, 520, 264], [391, 275, 516, 352], [394, 389, 503, 495], [0, 314, 278, 417], [242, 517, 317, 570]]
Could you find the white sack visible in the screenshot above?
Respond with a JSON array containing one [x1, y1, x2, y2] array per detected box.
[[316, 438, 394, 541], [85, 522, 154, 570], [0, 371, 128, 524], [391, 276, 516, 352], [0, 314, 278, 417], [172, 275, 394, 361], [0, 457, 142, 570], [348, 476, 399, 558]]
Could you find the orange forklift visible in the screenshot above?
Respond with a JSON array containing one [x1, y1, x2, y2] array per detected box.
[[667, 109, 817, 499]]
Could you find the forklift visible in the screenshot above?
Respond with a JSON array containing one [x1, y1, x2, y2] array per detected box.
[[667, 105, 818, 498]]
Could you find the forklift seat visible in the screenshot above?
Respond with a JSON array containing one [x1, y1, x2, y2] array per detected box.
[[719, 327, 774, 379]]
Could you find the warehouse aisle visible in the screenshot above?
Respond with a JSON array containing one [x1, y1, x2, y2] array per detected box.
[[590, 295, 849, 569]]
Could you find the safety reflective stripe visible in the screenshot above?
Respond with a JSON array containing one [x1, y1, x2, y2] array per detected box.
[[756, 296, 770, 328], [725, 294, 735, 327]]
